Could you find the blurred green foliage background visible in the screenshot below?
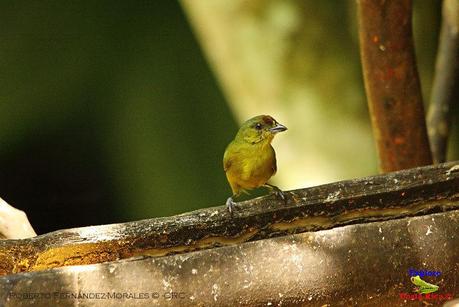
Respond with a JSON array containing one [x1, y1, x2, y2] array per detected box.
[[0, 1, 456, 234], [0, 1, 236, 233]]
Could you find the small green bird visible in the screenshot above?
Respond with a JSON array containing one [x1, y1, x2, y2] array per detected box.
[[223, 115, 287, 213]]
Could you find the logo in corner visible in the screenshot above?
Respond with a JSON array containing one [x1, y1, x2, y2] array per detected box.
[[399, 268, 453, 302], [410, 275, 438, 294]]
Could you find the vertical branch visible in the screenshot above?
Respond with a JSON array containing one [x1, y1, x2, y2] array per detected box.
[[427, 0, 459, 164], [357, 0, 432, 172]]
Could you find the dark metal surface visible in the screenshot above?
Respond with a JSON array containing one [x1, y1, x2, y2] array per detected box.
[[1, 209, 458, 306], [1, 162, 458, 305], [0, 162, 458, 276]]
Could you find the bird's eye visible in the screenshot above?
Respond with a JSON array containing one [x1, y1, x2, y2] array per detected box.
[[255, 123, 262, 130]]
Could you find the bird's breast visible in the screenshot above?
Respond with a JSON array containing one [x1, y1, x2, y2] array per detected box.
[[227, 143, 276, 189]]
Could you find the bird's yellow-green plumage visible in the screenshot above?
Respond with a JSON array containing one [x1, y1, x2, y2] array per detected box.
[[223, 115, 287, 212]]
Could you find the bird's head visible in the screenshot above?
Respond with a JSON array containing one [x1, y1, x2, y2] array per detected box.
[[236, 115, 287, 144]]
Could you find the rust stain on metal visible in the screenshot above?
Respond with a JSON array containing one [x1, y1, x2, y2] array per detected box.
[[357, 0, 432, 172]]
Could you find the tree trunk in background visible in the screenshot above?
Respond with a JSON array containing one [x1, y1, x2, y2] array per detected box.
[[427, 0, 459, 164], [357, 0, 433, 172]]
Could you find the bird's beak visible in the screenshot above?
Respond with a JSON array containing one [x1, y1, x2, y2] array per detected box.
[[269, 123, 287, 134]]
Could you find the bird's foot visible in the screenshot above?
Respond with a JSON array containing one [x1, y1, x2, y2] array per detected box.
[[272, 187, 286, 201], [226, 197, 237, 215], [265, 184, 287, 203]]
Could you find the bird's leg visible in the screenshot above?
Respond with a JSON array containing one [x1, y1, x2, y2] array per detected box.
[[226, 195, 238, 215], [264, 183, 286, 202]]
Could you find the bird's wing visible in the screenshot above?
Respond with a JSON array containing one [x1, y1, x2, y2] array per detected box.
[[271, 146, 277, 175], [224, 158, 232, 172], [223, 148, 232, 172]]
